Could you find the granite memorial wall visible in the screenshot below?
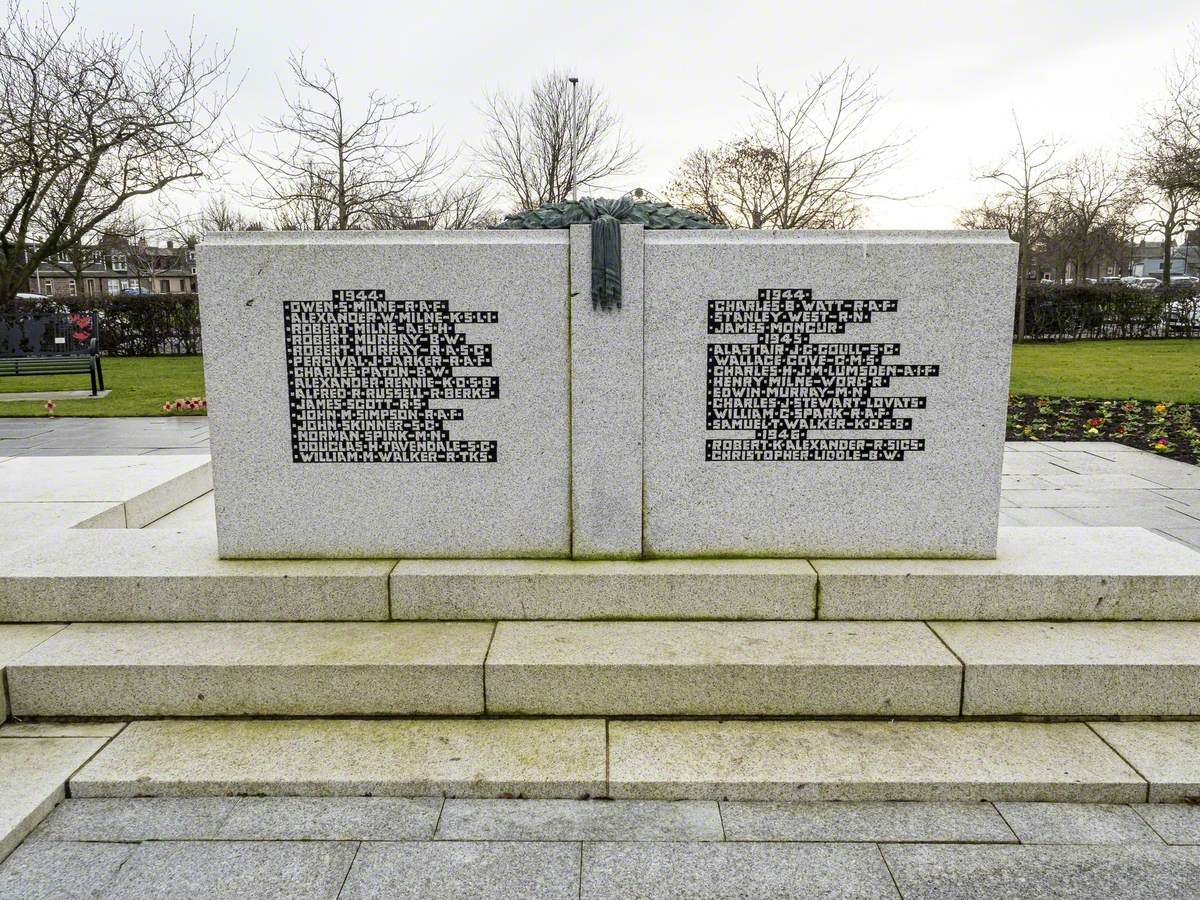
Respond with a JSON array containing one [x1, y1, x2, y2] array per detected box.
[[200, 228, 1016, 560]]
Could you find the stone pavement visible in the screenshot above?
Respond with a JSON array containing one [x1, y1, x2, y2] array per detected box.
[[2, 797, 1200, 898], [4, 420, 1200, 547], [1000, 440, 1200, 550]]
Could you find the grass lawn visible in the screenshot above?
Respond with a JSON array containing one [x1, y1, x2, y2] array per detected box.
[[0, 340, 1197, 417], [0, 356, 205, 417], [1010, 339, 1200, 403]]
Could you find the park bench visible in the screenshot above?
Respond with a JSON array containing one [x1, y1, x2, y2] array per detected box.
[[0, 310, 105, 395]]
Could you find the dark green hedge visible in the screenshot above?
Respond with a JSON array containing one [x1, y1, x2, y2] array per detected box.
[[1018, 283, 1200, 340], [9, 293, 201, 355]]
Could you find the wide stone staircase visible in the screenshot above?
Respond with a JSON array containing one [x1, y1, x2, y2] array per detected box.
[[2, 450, 1200, 862]]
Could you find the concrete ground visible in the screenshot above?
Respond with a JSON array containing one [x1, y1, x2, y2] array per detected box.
[[3, 419, 1200, 897], [2, 796, 1200, 899]]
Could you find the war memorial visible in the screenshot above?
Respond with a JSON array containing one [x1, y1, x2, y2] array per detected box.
[[3, 201, 1200, 882]]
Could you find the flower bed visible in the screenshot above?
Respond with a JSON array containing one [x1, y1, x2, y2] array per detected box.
[[1007, 395, 1200, 464]]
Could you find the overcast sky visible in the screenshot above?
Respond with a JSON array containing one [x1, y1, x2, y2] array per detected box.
[[80, 0, 1195, 228]]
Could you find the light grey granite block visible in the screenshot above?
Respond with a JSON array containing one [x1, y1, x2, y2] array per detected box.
[[642, 230, 1016, 558], [1090, 722, 1200, 802], [216, 797, 441, 841], [1132, 804, 1200, 844], [719, 801, 1016, 843], [0, 723, 124, 739], [0, 626, 64, 720], [607, 720, 1146, 802], [815, 526, 1200, 620], [200, 231, 571, 559], [582, 841, 899, 899], [994, 802, 1162, 845], [0, 528, 393, 622], [436, 798, 722, 841], [7, 621, 491, 716], [484, 620, 960, 716], [0, 841, 134, 900], [390, 557, 816, 620], [882, 844, 1200, 900], [106, 841, 357, 900], [569, 224, 643, 559], [340, 841, 580, 900], [931, 621, 1200, 716], [69, 718, 607, 799], [0, 454, 210, 529], [29, 798, 237, 842], [0, 737, 109, 864]]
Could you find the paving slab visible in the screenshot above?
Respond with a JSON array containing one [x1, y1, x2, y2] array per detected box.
[[882, 843, 1200, 899], [485, 620, 960, 716], [1034, 472, 1169, 489], [0, 723, 124, 739], [814, 527, 1200, 620], [997, 454, 1079, 475], [0, 454, 210, 528], [145, 491, 214, 530], [1004, 488, 1193, 508], [0, 625, 64, 719], [582, 841, 899, 899], [1047, 453, 1200, 488], [0, 502, 124, 533], [391, 558, 817, 620], [29, 798, 237, 842], [340, 841, 580, 900], [7, 621, 492, 716], [436, 798, 722, 842], [0, 840, 134, 900], [1059, 505, 1200, 529], [718, 800, 1016, 843], [995, 802, 1162, 844], [931, 621, 1200, 716], [0, 737, 108, 863], [216, 797, 441, 841], [993, 507, 1081, 526], [0, 528, 393, 621], [69, 718, 607, 799], [607, 720, 1146, 802], [1132, 804, 1200, 844], [1090, 722, 1200, 801], [105, 841, 357, 900]]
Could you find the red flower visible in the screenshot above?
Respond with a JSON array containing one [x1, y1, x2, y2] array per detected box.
[[1087, 417, 1104, 428]]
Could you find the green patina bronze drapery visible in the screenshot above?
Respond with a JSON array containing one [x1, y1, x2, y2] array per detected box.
[[494, 197, 722, 310]]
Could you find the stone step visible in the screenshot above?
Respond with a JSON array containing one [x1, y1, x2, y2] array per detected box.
[[930, 621, 1200, 717], [0, 454, 211, 534], [6, 623, 493, 717], [66, 717, 1186, 803], [390, 558, 818, 620], [4, 527, 1199, 624], [814, 526, 1200, 620], [0, 529, 393, 622], [484, 620, 960, 716], [11, 619, 1200, 719]]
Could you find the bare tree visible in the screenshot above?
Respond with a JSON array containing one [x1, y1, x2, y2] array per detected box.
[[0, 3, 234, 305], [476, 70, 639, 210], [1164, 30, 1200, 193], [244, 52, 446, 230], [198, 194, 262, 233], [955, 196, 1025, 239], [975, 116, 1064, 340], [668, 64, 909, 230], [1139, 35, 1200, 284], [1050, 153, 1137, 285]]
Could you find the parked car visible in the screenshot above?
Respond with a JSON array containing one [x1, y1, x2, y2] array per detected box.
[[118, 287, 155, 296]]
